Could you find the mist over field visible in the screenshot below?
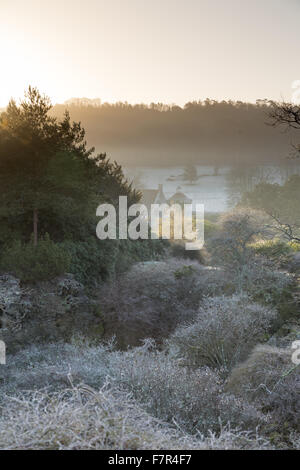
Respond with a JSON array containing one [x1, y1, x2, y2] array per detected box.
[[52, 100, 298, 168], [50, 99, 300, 213]]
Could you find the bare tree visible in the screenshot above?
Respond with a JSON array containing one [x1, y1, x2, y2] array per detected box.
[[264, 211, 300, 244], [268, 100, 300, 158]]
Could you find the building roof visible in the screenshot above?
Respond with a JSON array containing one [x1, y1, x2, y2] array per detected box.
[[140, 185, 167, 208], [168, 187, 192, 204], [140, 189, 160, 208]]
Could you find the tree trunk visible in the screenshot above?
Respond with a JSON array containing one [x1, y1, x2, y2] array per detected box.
[[33, 209, 38, 246]]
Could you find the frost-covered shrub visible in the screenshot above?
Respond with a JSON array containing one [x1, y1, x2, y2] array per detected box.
[[0, 342, 112, 396], [206, 211, 296, 308], [0, 340, 274, 449], [108, 340, 263, 435], [207, 209, 267, 270], [0, 340, 263, 438], [0, 385, 271, 450], [249, 239, 295, 267], [0, 386, 196, 450], [57, 275, 84, 297], [226, 345, 292, 399], [99, 259, 228, 347], [231, 257, 295, 307], [168, 294, 277, 372], [226, 345, 300, 431], [290, 433, 300, 450]]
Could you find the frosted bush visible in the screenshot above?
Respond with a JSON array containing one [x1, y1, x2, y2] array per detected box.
[[226, 345, 300, 431], [0, 385, 196, 450], [0, 385, 271, 450], [0, 341, 112, 396], [206, 210, 295, 306], [226, 345, 293, 398], [290, 433, 300, 450], [0, 340, 263, 438], [232, 257, 295, 305], [168, 294, 277, 372], [99, 259, 229, 347], [1, 340, 295, 448], [108, 340, 263, 435], [208, 209, 268, 270]]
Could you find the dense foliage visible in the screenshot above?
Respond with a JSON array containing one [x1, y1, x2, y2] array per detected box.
[[0, 87, 164, 283]]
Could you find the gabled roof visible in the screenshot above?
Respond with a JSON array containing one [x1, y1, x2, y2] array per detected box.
[[140, 186, 167, 208], [168, 191, 192, 204], [140, 189, 159, 208]]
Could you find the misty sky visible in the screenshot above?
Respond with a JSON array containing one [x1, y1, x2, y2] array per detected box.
[[1, 0, 300, 107]]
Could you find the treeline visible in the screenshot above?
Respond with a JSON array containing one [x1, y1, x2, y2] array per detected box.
[[52, 99, 298, 167], [0, 88, 166, 284]]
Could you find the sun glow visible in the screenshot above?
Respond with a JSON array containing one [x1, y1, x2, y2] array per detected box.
[[0, 25, 63, 108], [1, 0, 300, 108], [1, 28, 32, 106]]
